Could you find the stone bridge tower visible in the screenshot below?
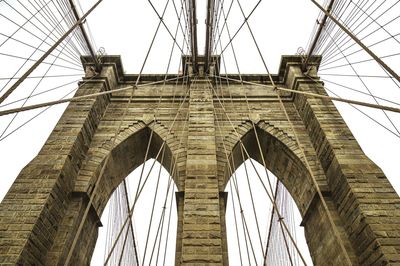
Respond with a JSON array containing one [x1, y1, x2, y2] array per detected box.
[[0, 55, 399, 266]]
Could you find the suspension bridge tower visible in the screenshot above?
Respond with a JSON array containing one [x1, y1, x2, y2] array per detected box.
[[0, 0, 400, 265]]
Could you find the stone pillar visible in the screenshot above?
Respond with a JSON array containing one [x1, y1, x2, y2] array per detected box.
[[179, 79, 226, 264], [0, 59, 118, 265], [288, 61, 400, 265], [175, 191, 185, 265]]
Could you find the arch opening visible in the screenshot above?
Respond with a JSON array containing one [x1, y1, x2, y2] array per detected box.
[[75, 125, 180, 265], [225, 158, 313, 265], [222, 124, 327, 265], [91, 158, 178, 265], [225, 125, 316, 216], [88, 125, 180, 216]]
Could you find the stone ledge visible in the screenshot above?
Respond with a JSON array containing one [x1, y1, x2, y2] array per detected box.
[[81, 55, 322, 86]]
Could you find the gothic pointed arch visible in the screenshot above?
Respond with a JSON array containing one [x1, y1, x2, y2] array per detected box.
[[222, 120, 358, 265], [45, 122, 181, 265], [74, 120, 182, 215], [222, 121, 313, 214]]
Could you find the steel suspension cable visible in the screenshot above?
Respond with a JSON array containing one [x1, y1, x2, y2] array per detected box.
[[350, 0, 400, 45], [64, 0, 183, 262], [151, 15, 191, 265], [171, 0, 190, 53], [111, 180, 135, 265], [305, 74, 400, 138], [0, 13, 81, 66], [211, 36, 255, 263], [216, 0, 290, 242], [161, 184, 176, 265], [153, 109, 190, 264], [210, 0, 225, 56], [321, 0, 391, 63], [120, 7, 189, 262], [320, 31, 400, 68], [0, 73, 83, 81], [208, 78, 309, 266], [0, 30, 80, 139], [319, 0, 372, 59], [211, 78, 304, 264], [228, 180, 244, 265], [0, 79, 79, 108], [141, 146, 166, 265], [0, 7, 76, 98], [212, 73, 400, 140], [149, 188, 171, 265], [27, 0, 84, 61], [231, 161, 255, 265], [321, 3, 400, 63], [320, 51, 400, 71], [263, 179, 279, 264], [13, 0, 84, 61], [212, 11, 276, 260], [0, 67, 98, 141], [156, 73, 192, 264], [0, 32, 82, 68], [240, 146, 271, 263], [208, 74, 400, 114], [0, 52, 82, 72], [0, 0, 53, 47], [212, 68, 300, 264], [314, 0, 348, 53], [212, 20, 305, 257], [212, 70, 301, 264], [211, 0, 234, 55], [0, 76, 189, 117], [321, 24, 400, 135], [210, 32, 244, 266], [119, 179, 140, 265], [320, 77, 400, 106], [218, 0, 263, 55], [231, 1, 352, 263], [103, 85, 191, 265], [312, 0, 400, 83], [147, 0, 185, 54], [0, 0, 104, 104], [148, 163, 177, 265], [221, 106, 258, 264], [319, 0, 369, 58]]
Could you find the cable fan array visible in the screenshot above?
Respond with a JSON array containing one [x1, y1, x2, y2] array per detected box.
[[103, 181, 140, 266], [305, 0, 400, 138], [0, 0, 98, 141], [264, 181, 300, 266], [0, 0, 399, 265]]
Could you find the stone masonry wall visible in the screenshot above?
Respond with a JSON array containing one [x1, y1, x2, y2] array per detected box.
[[179, 79, 225, 264], [0, 56, 399, 265]]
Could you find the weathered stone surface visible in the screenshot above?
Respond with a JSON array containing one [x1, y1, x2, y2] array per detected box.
[[178, 79, 225, 265], [0, 55, 399, 265]]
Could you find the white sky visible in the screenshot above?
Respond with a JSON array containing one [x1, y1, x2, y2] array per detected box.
[[0, 0, 399, 265]]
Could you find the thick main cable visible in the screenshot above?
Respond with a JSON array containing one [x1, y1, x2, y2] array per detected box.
[[0, 0, 104, 105]]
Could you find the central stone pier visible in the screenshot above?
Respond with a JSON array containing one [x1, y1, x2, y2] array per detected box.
[[176, 78, 227, 264]]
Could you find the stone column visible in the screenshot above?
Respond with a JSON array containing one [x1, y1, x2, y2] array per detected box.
[[288, 60, 400, 265], [179, 79, 226, 264], [0, 58, 118, 265]]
